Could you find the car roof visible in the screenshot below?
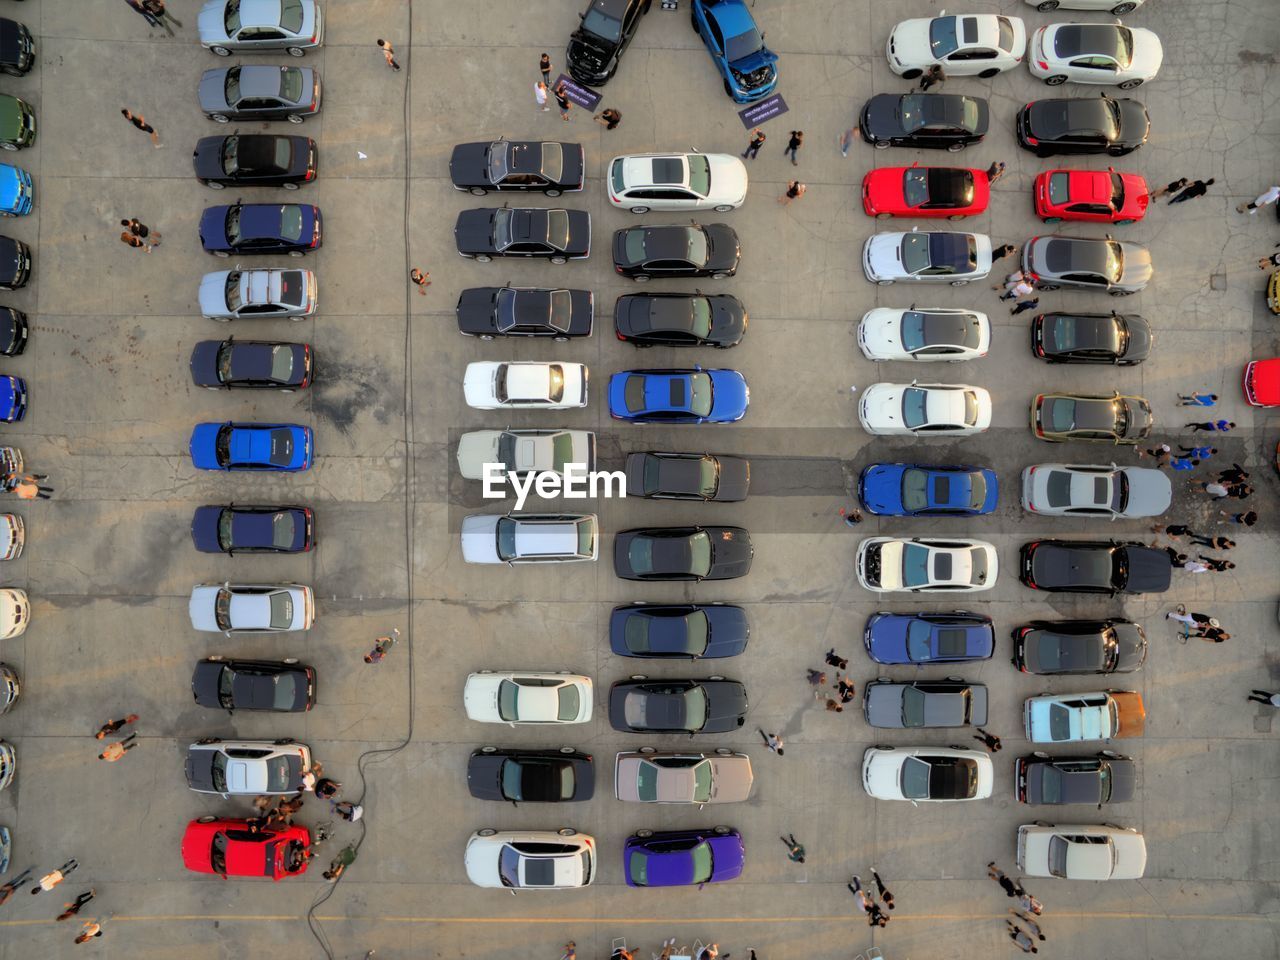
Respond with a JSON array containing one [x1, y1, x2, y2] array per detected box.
[[503, 363, 557, 400], [238, 0, 291, 29], [512, 519, 582, 556], [1052, 24, 1127, 60], [622, 155, 689, 190], [706, 0, 755, 34]]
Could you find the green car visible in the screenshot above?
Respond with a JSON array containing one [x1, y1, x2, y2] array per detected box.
[[0, 95, 35, 151]]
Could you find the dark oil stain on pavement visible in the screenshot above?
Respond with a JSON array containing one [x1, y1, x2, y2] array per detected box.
[[310, 358, 396, 433]]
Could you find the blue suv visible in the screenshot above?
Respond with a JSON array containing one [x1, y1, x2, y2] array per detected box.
[[0, 164, 31, 218], [691, 0, 778, 103]]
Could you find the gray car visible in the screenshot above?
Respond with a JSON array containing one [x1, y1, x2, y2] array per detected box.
[[862, 678, 988, 728], [199, 65, 321, 124], [613, 748, 754, 805], [198, 0, 323, 57], [1016, 751, 1136, 806], [1022, 235, 1152, 296], [0, 662, 16, 715]]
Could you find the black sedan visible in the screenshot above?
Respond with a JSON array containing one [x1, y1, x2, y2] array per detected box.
[[190, 504, 315, 554], [609, 603, 750, 659], [1016, 95, 1149, 158], [567, 0, 650, 86], [466, 746, 594, 803], [1031, 312, 1151, 365], [456, 286, 594, 340], [624, 452, 749, 501], [190, 338, 312, 390], [449, 140, 585, 196], [614, 526, 753, 581], [614, 292, 746, 347], [1016, 752, 1137, 806], [612, 224, 739, 281], [608, 678, 748, 735], [1013, 619, 1148, 675], [0, 307, 26, 355], [193, 134, 317, 190], [199, 203, 322, 257], [860, 93, 989, 152], [0, 236, 30, 290], [191, 657, 315, 712], [1019, 540, 1171, 595], [454, 207, 591, 263]]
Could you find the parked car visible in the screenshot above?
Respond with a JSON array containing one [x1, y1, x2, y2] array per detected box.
[[0, 95, 35, 151], [1013, 619, 1147, 674], [0, 375, 25, 422], [193, 134, 317, 189], [1034, 169, 1148, 224], [608, 678, 748, 734], [200, 268, 317, 321], [466, 746, 595, 803], [859, 307, 989, 362], [1016, 823, 1146, 879], [1243, 358, 1280, 407], [189, 422, 313, 472], [464, 829, 595, 889], [614, 526, 754, 581], [0, 662, 17, 715], [624, 452, 749, 501], [0, 587, 28, 639], [1020, 540, 1171, 594], [624, 827, 744, 887], [199, 65, 321, 123], [188, 582, 315, 635], [1020, 463, 1170, 518], [608, 152, 748, 213], [190, 338, 312, 390], [455, 429, 596, 481], [567, 0, 650, 86], [1015, 752, 1137, 805], [1021, 235, 1151, 295], [613, 223, 740, 280], [0, 19, 35, 77], [1029, 23, 1162, 88], [859, 463, 997, 516], [863, 611, 995, 665], [0, 163, 31, 216], [858, 382, 992, 436], [185, 738, 312, 797], [0, 512, 22, 560], [886, 13, 1026, 78], [1016, 95, 1149, 157], [614, 748, 754, 804], [190, 504, 314, 554], [1023, 0, 1145, 11], [614, 292, 746, 347], [861, 746, 993, 802], [863, 165, 988, 220], [1031, 391, 1152, 444], [0, 739, 11, 791], [609, 603, 750, 659], [856, 537, 998, 593], [463, 672, 594, 725], [463, 361, 588, 410], [191, 656, 316, 712], [691, 0, 778, 103], [1024, 690, 1145, 743], [608, 368, 748, 423], [863, 230, 993, 285], [197, 0, 323, 56], [200, 203, 321, 257], [449, 140, 585, 196], [863, 679, 988, 729], [461, 513, 599, 565], [0, 306, 26, 354], [860, 93, 989, 152], [455, 286, 594, 340], [181, 817, 312, 880], [0, 236, 31, 289], [1031, 311, 1150, 364], [454, 207, 591, 262]]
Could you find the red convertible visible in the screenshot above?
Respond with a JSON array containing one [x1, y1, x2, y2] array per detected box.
[[1033, 169, 1148, 224], [181, 817, 312, 880], [862, 164, 989, 220]]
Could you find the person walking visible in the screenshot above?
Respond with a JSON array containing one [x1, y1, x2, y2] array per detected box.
[[409, 268, 431, 294], [1007, 921, 1039, 954], [122, 218, 160, 247], [1010, 297, 1040, 316], [1169, 178, 1214, 203], [539, 53, 552, 88], [33, 860, 79, 895], [1238, 184, 1280, 214], [1178, 445, 1216, 459], [805, 668, 826, 689], [825, 648, 848, 670], [780, 834, 805, 863], [534, 81, 549, 112], [561, 942, 577, 960], [1182, 558, 1209, 574], [1194, 625, 1230, 642], [6, 472, 51, 500], [1199, 555, 1235, 572], [0, 867, 33, 905], [323, 844, 358, 882], [838, 124, 859, 157], [839, 507, 862, 526], [1146, 177, 1187, 201], [1201, 481, 1229, 498], [1011, 909, 1045, 941], [98, 732, 138, 762], [1168, 456, 1199, 471], [1247, 690, 1280, 706], [758, 729, 784, 755], [999, 277, 1035, 301], [141, 0, 181, 32], [1178, 392, 1217, 406], [836, 676, 856, 703], [333, 801, 364, 822], [1218, 463, 1249, 484], [364, 628, 399, 664], [1017, 890, 1043, 915], [553, 83, 572, 122], [1221, 510, 1257, 526], [988, 862, 1020, 898], [973, 728, 1001, 752], [74, 920, 103, 944], [121, 108, 160, 147], [119, 230, 150, 253], [1227, 483, 1254, 500], [784, 130, 803, 165], [825, 697, 844, 712], [57, 891, 96, 922], [1136, 443, 1170, 462], [376, 39, 400, 71], [871, 867, 894, 909], [985, 161, 1006, 184], [867, 901, 888, 927], [992, 242, 1017, 263], [848, 876, 873, 915], [918, 64, 945, 91], [780, 180, 806, 205], [1189, 534, 1234, 550], [1153, 523, 1195, 539], [1166, 610, 1217, 630], [124, 0, 162, 30], [95, 714, 139, 740], [593, 108, 622, 130], [1187, 419, 1235, 433], [742, 128, 766, 159], [1257, 248, 1280, 270], [1162, 546, 1188, 567]]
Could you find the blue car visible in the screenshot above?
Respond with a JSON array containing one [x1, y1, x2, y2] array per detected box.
[[609, 602, 750, 659], [691, 0, 778, 103], [189, 422, 313, 472], [199, 203, 322, 258], [608, 367, 748, 424], [864, 612, 995, 665], [859, 463, 997, 517], [0, 164, 31, 217], [0, 374, 24, 422], [190, 504, 315, 554]]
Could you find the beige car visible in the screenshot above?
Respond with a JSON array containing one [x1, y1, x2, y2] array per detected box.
[[0, 587, 27, 639], [614, 748, 754, 806], [1016, 823, 1146, 880]]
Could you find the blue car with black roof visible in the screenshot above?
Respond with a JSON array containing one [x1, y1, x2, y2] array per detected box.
[[608, 367, 748, 423], [859, 463, 997, 517], [189, 422, 313, 472], [864, 612, 995, 665]]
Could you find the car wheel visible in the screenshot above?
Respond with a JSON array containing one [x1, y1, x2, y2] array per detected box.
[[479, 669, 494, 674], [876, 279, 893, 286], [213, 250, 230, 259], [708, 675, 724, 682], [204, 386, 220, 392], [715, 747, 733, 756], [286, 46, 306, 58], [283, 181, 300, 191], [557, 827, 576, 837], [901, 68, 922, 80], [711, 272, 730, 280], [875, 212, 891, 221], [949, 279, 969, 286], [283, 657, 299, 664], [639, 746, 657, 755], [550, 256, 568, 265], [1110, 2, 1137, 13], [206, 180, 225, 189], [948, 214, 964, 221], [469, 187, 488, 197], [287, 114, 305, 125], [211, 114, 230, 124], [948, 745, 964, 751], [945, 675, 962, 682], [1034, 819, 1052, 828], [288, 250, 304, 258], [197, 815, 218, 823], [634, 274, 649, 283], [477, 828, 497, 837], [876, 676, 890, 683], [946, 141, 967, 153], [979, 68, 1000, 79], [196, 737, 219, 745], [1116, 218, 1134, 225], [559, 746, 576, 755], [1118, 78, 1143, 90], [1037, 0, 1060, 10], [207, 655, 224, 661], [874, 140, 891, 150], [630, 205, 650, 214], [273, 738, 296, 745], [1043, 216, 1061, 224], [475, 254, 492, 263], [630, 674, 648, 681], [479, 334, 494, 342], [1033, 751, 1049, 759], [1109, 289, 1134, 297], [714, 204, 734, 213], [481, 746, 497, 754], [873, 744, 894, 751], [545, 189, 562, 198], [553, 335, 569, 343], [1045, 75, 1067, 86], [713, 825, 731, 836], [211, 46, 232, 57], [1038, 283, 1059, 291], [635, 828, 654, 839]]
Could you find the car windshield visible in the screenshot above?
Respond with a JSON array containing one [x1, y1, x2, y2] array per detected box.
[[225, 272, 244, 312], [557, 684, 581, 721], [903, 169, 930, 207], [487, 141, 511, 183], [545, 210, 570, 251], [224, 0, 242, 33], [901, 387, 930, 428], [966, 474, 988, 509], [686, 229, 709, 266], [725, 25, 764, 63], [278, 206, 304, 242], [498, 846, 521, 887], [900, 233, 931, 274], [628, 851, 649, 885], [963, 391, 978, 426], [279, 68, 303, 102], [576, 518, 596, 558], [968, 546, 988, 585], [683, 687, 709, 729], [495, 517, 518, 560], [581, 6, 623, 42], [500, 760, 527, 800], [687, 298, 714, 339], [1047, 836, 1070, 877], [688, 841, 715, 884], [688, 373, 714, 418], [217, 511, 236, 550], [497, 679, 521, 721], [929, 17, 960, 57], [1109, 173, 1126, 208], [901, 543, 932, 587], [692, 760, 713, 802], [214, 587, 234, 630], [905, 619, 934, 661], [611, 158, 626, 196], [210, 752, 230, 793], [1098, 764, 1113, 802], [225, 206, 243, 244], [901, 756, 931, 799], [901, 468, 929, 511], [280, 0, 305, 34], [901, 686, 927, 727], [268, 591, 294, 629], [272, 511, 297, 549], [493, 208, 514, 249], [687, 155, 712, 197]]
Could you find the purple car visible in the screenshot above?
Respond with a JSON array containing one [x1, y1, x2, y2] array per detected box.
[[623, 827, 744, 888]]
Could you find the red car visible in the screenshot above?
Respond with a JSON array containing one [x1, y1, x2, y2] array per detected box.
[[181, 817, 312, 881], [862, 164, 989, 220], [1243, 358, 1280, 407], [1033, 169, 1149, 224]]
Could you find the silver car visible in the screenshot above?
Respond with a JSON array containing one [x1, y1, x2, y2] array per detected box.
[[455, 429, 595, 481], [862, 678, 988, 728], [199, 65, 321, 124], [1021, 463, 1171, 519], [198, 0, 323, 57], [199, 268, 317, 321], [0, 740, 13, 791], [614, 748, 754, 806], [0, 662, 17, 715], [1022, 236, 1152, 296]]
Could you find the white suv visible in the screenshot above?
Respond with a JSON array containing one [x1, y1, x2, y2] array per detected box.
[[461, 513, 598, 564]]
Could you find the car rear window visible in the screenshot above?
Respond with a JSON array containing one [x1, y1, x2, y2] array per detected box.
[[541, 143, 564, 184], [687, 155, 711, 197], [556, 685, 581, 721], [268, 591, 294, 629], [279, 68, 303, 103], [1047, 836, 1070, 877], [278, 205, 304, 242], [1048, 173, 1071, 206], [281, 0, 305, 35]]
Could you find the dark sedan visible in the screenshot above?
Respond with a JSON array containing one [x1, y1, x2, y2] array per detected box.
[[190, 338, 312, 390], [199, 203, 322, 257], [456, 286, 593, 340], [1013, 619, 1148, 675], [193, 134, 317, 189], [860, 93, 989, 152], [0, 307, 25, 355], [614, 526, 753, 581], [863, 679, 988, 729], [863, 612, 994, 665], [608, 678, 748, 734], [567, 0, 650, 86], [449, 140, 584, 196], [466, 746, 594, 803], [1019, 540, 1171, 595], [0, 19, 35, 78], [614, 292, 746, 347], [624, 452, 749, 502], [1031, 312, 1151, 365], [191, 657, 315, 712], [1016, 752, 1137, 806], [198, 65, 321, 124], [609, 603, 750, 659], [612, 224, 739, 281], [454, 207, 591, 263], [191, 504, 315, 554], [0, 235, 30, 289], [1016, 95, 1149, 158]]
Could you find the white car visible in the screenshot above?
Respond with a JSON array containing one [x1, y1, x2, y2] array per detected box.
[[464, 829, 596, 889], [461, 513, 599, 564], [198, 0, 324, 57], [1016, 823, 1146, 880], [858, 307, 990, 361], [0, 740, 13, 791], [863, 230, 993, 285], [862, 746, 994, 802], [187, 582, 315, 635], [613, 749, 755, 806], [456, 429, 595, 481], [463, 671, 594, 725], [0, 513, 22, 560], [1024, 0, 1144, 11], [1029, 24, 1163, 89], [199, 268, 317, 321], [887, 14, 1026, 78], [1024, 690, 1145, 743], [0, 588, 28, 639], [463, 361, 588, 410], [1021, 463, 1171, 518], [858, 382, 992, 436], [856, 537, 998, 593], [184, 738, 312, 798], [607, 153, 748, 214]]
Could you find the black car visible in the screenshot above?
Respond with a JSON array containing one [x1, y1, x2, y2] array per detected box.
[[612, 223, 739, 281], [1015, 752, 1137, 806], [608, 678, 748, 734], [609, 602, 750, 659], [193, 135, 317, 190], [860, 93, 989, 152], [1019, 540, 1171, 595], [614, 292, 746, 347], [456, 286, 594, 340], [0, 307, 26, 355], [190, 338, 312, 390], [0, 236, 30, 289], [190, 504, 315, 554], [190, 656, 315, 712], [0, 19, 35, 77], [454, 206, 591, 263], [199, 203, 322, 257], [624, 452, 750, 501], [1031, 312, 1151, 365], [614, 526, 753, 581], [1016, 95, 1150, 158], [567, 0, 650, 86], [1013, 619, 1147, 675], [466, 746, 595, 803], [449, 140, 585, 196]]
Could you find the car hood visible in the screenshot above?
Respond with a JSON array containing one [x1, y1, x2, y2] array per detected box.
[[1115, 98, 1150, 144], [454, 209, 496, 253], [199, 206, 231, 250], [1118, 545, 1171, 593], [449, 141, 491, 186], [703, 604, 751, 657], [192, 136, 227, 180], [1105, 759, 1138, 803], [1120, 467, 1171, 516], [199, 271, 233, 317], [466, 753, 507, 800], [197, 1, 232, 44], [189, 340, 222, 386], [707, 527, 754, 579], [860, 464, 906, 514], [706, 154, 749, 205], [707, 369, 750, 422], [1117, 243, 1153, 288], [189, 585, 224, 632], [190, 505, 224, 552], [889, 18, 933, 60], [1112, 621, 1148, 670], [862, 94, 901, 138], [189, 422, 224, 469], [713, 456, 750, 501], [729, 45, 778, 74], [198, 69, 230, 112], [864, 683, 908, 727], [1129, 29, 1164, 77], [456, 430, 503, 480], [190, 660, 225, 708], [700, 680, 749, 733], [460, 514, 501, 563], [864, 234, 904, 277], [1119, 314, 1152, 361], [703, 223, 741, 272]]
